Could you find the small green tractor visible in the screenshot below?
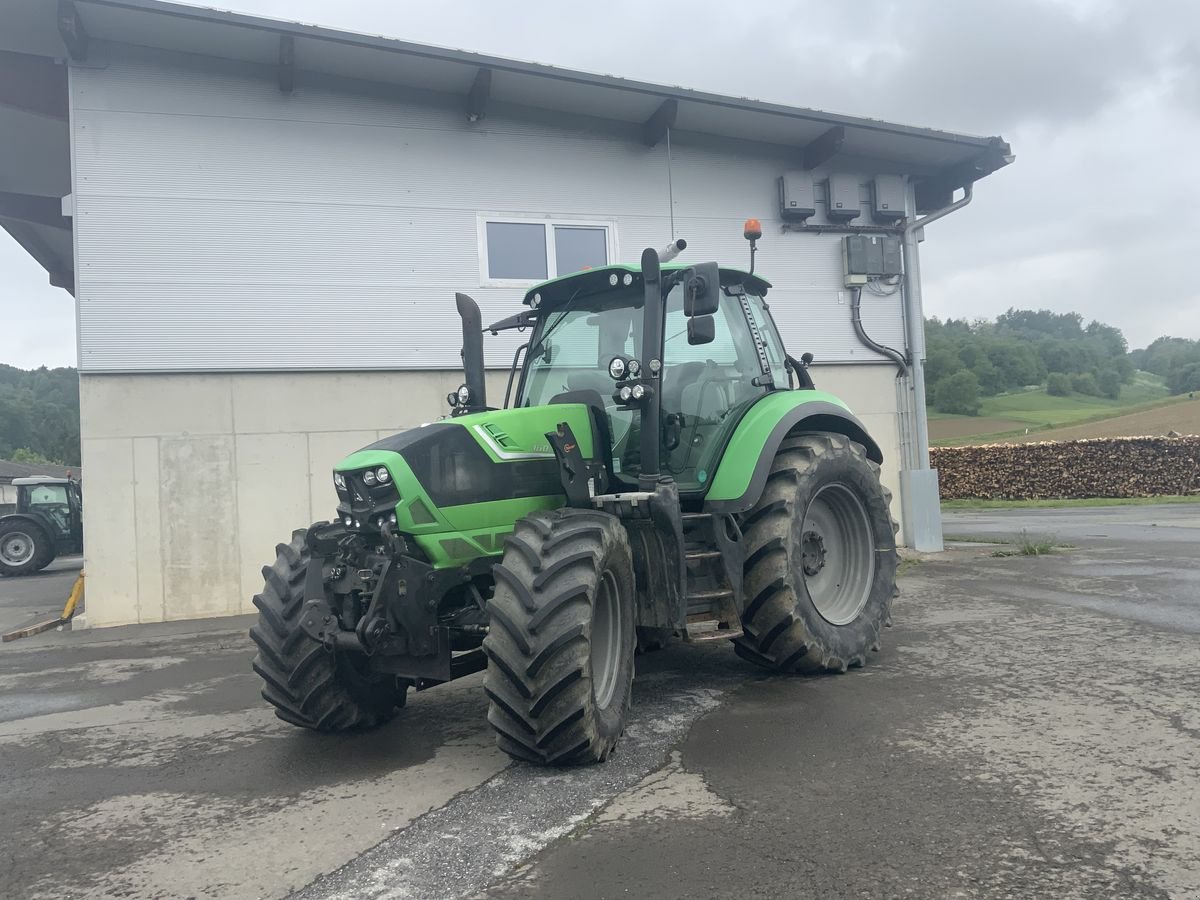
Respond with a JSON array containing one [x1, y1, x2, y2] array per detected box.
[[251, 239, 897, 765], [0, 476, 84, 577]]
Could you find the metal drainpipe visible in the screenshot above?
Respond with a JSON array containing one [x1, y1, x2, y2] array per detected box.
[[902, 183, 973, 468], [898, 183, 974, 550]]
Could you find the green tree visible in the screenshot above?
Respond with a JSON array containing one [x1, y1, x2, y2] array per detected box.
[[1097, 368, 1122, 400], [11, 447, 56, 465], [1046, 372, 1072, 396], [1071, 372, 1099, 396], [0, 365, 80, 465], [934, 370, 981, 415], [1168, 362, 1200, 395]]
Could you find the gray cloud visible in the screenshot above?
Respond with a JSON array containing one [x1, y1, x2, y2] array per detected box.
[[3, 0, 1199, 367]]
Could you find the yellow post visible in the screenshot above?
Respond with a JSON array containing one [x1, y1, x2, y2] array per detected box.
[[61, 571, 85, 620]]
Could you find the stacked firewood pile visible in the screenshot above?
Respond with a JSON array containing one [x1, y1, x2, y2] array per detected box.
[[932, 436, 1200, 500]]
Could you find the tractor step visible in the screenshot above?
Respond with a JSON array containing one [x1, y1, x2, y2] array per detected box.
[[686, 588, 734, 602], [682, 617, 743, 643]]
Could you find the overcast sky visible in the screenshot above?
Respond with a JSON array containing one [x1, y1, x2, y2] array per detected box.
[[4, 0, 1198, 369]]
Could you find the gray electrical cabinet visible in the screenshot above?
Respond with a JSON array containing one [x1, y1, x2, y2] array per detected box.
[[844, 234, 903, 285], [881, 236, 902, 275], [825, 173, 861, 221], [873, 174, 906, 221], [778, 172, 816, 221]]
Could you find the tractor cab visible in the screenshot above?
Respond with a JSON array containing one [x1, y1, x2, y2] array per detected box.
[[0, 477, 83, 576], [510, 263, 791, 493]]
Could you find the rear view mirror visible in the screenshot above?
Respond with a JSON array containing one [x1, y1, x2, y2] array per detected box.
[[683, 262, 720, 316], [687, 315, 716, 345]]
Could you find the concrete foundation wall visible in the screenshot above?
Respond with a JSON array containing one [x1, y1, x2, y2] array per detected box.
[[77, 365, 902, 627]]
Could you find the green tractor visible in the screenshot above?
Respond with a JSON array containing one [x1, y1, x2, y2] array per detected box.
[[250, 240, 898, 765]]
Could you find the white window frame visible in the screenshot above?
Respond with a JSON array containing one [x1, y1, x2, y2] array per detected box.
[[477, 214, 619, 288]]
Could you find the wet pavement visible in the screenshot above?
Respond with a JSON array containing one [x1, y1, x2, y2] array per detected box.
[[1, 505, 1197, 899], [0, 556, 82, 635]]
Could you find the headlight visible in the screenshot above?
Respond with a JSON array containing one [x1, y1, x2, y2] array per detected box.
[[627, 358, 642, 377], [457, 384, 472, 405], [608, 357, 627, 380], [631, 383, 646, 400], [363, 469, 377, 486], [446, 391, 459, 407], [618, 385, 633, 402], [333, 472, 347, 490], [376, 466, 390, 484]]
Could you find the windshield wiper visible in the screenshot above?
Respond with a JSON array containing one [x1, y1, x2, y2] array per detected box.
[[525, 289, 583, 362]]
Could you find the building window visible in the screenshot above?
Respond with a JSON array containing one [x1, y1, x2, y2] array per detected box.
[[480, 216, 615, 285]]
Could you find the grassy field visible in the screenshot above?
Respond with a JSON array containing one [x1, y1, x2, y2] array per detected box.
[[928, 372, 1197, 444]]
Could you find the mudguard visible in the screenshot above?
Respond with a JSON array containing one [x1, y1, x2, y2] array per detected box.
[[703, 391, 883, 514]]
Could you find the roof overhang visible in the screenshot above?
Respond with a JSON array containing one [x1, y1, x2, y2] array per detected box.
[[0, 0, 1013, 287]]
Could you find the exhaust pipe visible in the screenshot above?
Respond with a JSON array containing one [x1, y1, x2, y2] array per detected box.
[[455, 292, 487, 411], [658, 238, 687, 263]]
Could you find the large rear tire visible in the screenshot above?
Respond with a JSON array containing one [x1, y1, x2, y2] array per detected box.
[[0, 519, 56, 577], [249, 530, 404, 730], [734, 433, 898, 673], [483, 509, 636, 766]]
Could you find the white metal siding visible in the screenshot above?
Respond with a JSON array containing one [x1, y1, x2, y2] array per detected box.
[[71, 46, 908, 373]]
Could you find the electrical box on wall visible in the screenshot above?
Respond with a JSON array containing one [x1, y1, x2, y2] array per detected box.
[[843, 234, 903, 286], [778, 172, 816, 221], [825, 174, 861, 222], [873, 175, 906, 221], [881, 237, 902, 275]]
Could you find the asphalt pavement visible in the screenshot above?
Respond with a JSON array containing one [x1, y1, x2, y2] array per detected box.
[[1, 506, 1197, 899], [0, 556, 82, 635]]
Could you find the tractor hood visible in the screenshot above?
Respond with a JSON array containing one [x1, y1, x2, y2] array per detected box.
[[330, 405, 596, 567]]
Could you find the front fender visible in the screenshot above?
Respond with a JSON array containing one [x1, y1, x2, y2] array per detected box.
[[704, 391, 882, 514]]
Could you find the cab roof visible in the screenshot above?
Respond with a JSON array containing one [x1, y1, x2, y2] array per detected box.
[[522, 263, 772, 308]]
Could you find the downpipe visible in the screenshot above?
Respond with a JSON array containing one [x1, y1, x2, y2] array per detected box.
[[901, 184, 973, 469], [897, 183, 974, 551]]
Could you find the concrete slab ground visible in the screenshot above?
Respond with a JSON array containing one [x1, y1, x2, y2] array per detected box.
[[1, 505, 1197, 899]]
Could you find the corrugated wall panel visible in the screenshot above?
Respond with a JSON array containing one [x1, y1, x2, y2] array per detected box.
[[71, 48, 908, 373]]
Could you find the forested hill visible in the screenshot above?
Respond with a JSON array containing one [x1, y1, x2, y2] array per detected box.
[[924, 309, 1143, 415], [0, 365, 81, 466], [1130, 337, 1200, 395]]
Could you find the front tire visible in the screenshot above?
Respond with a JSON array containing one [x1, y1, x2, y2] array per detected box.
[[249, 530, 404, 730], [483, 509, 636, 765], [734, 433, 898, 673], [0, 520, 56, 577]]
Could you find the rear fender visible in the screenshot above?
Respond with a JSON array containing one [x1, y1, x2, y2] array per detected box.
[[704, 392, 883, 515], [0, 513, 53, 537]]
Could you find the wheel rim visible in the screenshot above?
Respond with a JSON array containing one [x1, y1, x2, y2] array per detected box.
[[1, 531, 35, 567], [590, 569, 622, 709], [801, 484, 875, 626]]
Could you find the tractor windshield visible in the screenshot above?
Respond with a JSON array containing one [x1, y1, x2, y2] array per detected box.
[[517, 287, 644, 473], [517, 281, 785, 491]]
